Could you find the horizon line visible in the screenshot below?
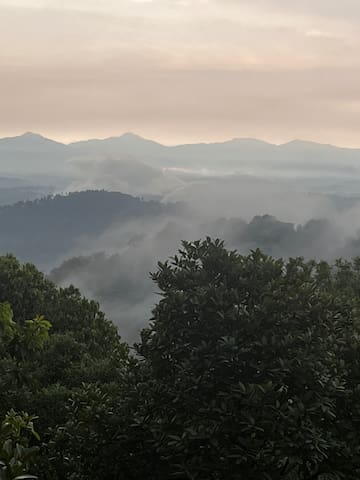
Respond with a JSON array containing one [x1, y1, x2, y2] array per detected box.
[[0, 130, 358, 151]]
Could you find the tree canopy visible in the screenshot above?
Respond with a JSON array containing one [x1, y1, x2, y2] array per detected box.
[[0, 254, 129, 478], [1, 241, 360, 479], [133, 240, 360, 479]]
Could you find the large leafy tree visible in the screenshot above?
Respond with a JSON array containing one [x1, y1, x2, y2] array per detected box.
[[133, 239, 360, 479]]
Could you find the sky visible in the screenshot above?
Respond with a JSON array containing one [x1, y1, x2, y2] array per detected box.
[[1, 0, 360, 146]]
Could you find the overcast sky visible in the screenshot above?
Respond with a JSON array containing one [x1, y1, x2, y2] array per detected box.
[[1, 0, 360, 145]]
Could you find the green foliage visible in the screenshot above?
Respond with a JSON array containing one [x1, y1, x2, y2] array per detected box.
[[132, 239, 360, 479], [0, 303, 16, 339], [0, 256, 129, 478], [0, 411, 39, 480], [20, 316, 51, 352], [0, 302, 50, 352], [0, 303, 45, 479], [4, 243, 360, 478], [48, 239, 360, 479], [44, 360, 159, 480]]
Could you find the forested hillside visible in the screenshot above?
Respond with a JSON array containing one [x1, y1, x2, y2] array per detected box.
[[3, 189, 360, 342], [1, 241, 360, 479], [0, 191, 174, 265]]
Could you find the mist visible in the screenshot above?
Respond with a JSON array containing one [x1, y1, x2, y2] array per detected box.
[[39, 139, 360, 340], [67, 155, 182, 197], [3, 132, 360, 340], [49, 191, 360, 341]]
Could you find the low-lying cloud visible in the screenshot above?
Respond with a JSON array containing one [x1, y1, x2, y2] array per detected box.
[[67, 155, 182, 196]]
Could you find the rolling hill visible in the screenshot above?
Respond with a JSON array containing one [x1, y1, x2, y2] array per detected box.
[[0, 190, 176, 266]]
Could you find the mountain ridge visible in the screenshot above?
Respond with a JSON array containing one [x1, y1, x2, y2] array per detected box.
[[1, 131, 359, 151], [1, 131, 360, 179]]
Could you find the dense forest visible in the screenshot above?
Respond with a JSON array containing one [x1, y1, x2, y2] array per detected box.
[[1, 239, 360, 479], [0, 191, 175, 266], [0, 189, 357, 273], [2, 190, 360, 270]]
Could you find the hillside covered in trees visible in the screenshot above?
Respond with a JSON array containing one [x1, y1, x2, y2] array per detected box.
[[0, 190, 175, 266], [1, 189, 360, 271], [1, 240, 360, 479], [4, 189, 360, 341]]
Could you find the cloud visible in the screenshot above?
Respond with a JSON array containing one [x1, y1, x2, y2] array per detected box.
[[66, 156, 182, 195], [2, 56, 360, 146], [1, 0, 360, 145], [214, 0, 360, 21]]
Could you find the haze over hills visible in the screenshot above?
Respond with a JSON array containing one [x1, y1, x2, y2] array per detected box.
[[48, 207, 360, 340], [1, 132, 360, 182], [3, 131, 360, 339], [0, 187, 358, 340], [0, 132, 69, 175], [0, 190, 175, 267]]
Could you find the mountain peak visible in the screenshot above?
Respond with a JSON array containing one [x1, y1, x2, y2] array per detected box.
[[118, 132, 158, 144], [121, 132, 141, 139], [280, 139, 334, 149], [228, 137, 273, 147], [0, 132, 66, 149], [22, 131, 44, 139]]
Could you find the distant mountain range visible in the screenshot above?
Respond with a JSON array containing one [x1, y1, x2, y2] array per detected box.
[[1, 132, 360, 178]]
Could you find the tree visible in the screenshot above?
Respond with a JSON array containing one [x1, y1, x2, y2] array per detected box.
[[0, 410, 39, 480], [3, 243, 360, 479], [0, 256, 129, 478], [133, 239, 360, 479], [0, 303, 45, 480]]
